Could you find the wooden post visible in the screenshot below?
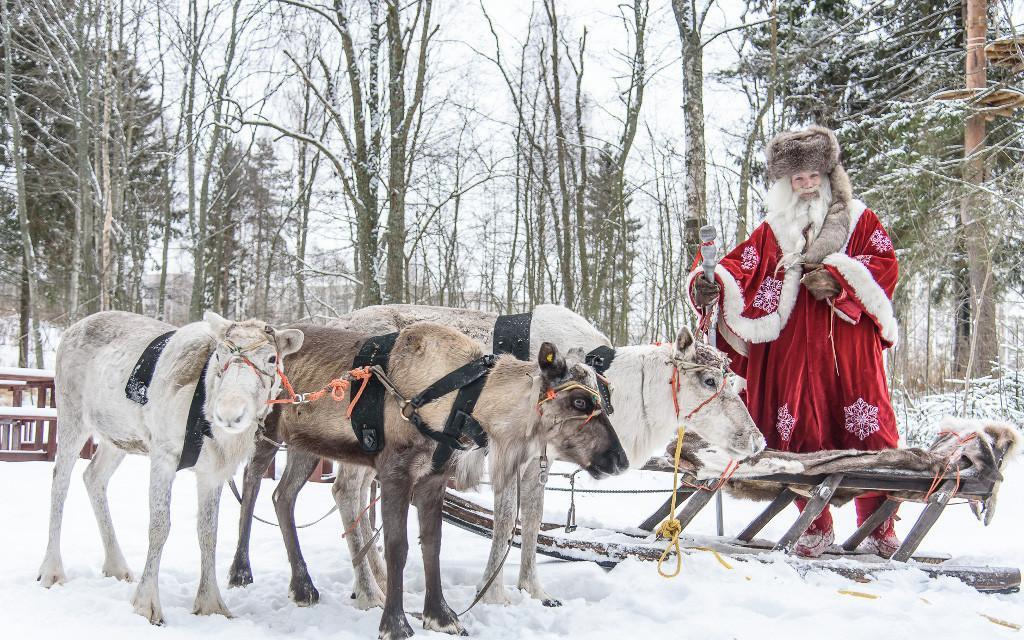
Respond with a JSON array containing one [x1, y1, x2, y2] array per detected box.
[[958, 0, 999, 377]]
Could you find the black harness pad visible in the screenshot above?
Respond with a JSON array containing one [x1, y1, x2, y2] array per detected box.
[[177, 358, 214, 471], [493, 312, 532, 361], [585, 345, 616, 416], [125, 330, 176, 405], [125, 330, 213, 470], [350, 332, 399, 453]]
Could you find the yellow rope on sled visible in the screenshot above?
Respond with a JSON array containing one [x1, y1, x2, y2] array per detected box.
[[657, 426, 687, 578]]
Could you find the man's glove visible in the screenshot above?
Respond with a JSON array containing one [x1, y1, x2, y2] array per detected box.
[[692, 274, 721, 307], [801, 266, 841, 301]]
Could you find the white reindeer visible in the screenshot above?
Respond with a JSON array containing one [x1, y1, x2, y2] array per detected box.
[[38, 310, 303, 626]]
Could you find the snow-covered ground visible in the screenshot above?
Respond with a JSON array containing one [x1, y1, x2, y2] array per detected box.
[[1, 451, 1021, 640]]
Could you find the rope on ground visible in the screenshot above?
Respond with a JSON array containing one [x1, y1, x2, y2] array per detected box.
[[227, 478, 339, 529], [656, 425, 687, 578]]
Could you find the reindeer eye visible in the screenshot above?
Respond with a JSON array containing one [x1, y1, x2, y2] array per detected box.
[[703, 376, 717, 389], [572, 397, 590, 412], [268, 355, 277, 364]]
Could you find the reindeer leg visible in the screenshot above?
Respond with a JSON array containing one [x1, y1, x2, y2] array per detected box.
[[517, 458, 560, 606], [131, 452, 176, 626], [193, 473, 232, 618], [38, 410, 90, 588], [416, 473, 466, 636], [228, 433, 278, 588], [478, 465, 517, 605], [83, 442, 131, 582], [378, 464, 415, 640], [333, 465, 384, 610], [273, 447, 320, 606], [361, 470, 388, 589]]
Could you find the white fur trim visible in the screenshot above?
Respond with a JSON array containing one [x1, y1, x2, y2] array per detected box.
[[822, 252, 898, 345], [687, 258, 804, 346]]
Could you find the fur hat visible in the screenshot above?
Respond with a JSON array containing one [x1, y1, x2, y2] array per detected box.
[[766, 125, 853, 264]]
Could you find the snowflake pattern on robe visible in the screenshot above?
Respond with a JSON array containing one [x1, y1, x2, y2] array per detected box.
[[844, 397, 880, 440], [776, 404, 795, 441], [869, 229, 893, 253], [752, 277, 783, 313], [740, 246, 759, 271], [855, 254, 872, 266]]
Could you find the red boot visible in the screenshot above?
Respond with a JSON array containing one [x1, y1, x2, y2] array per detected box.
[[793, 502, 834, 558], [855, 495, 901, 558], [861, 516, 901, 558]]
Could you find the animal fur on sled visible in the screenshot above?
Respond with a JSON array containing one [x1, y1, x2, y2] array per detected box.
[[666, 418, 1020, 525]]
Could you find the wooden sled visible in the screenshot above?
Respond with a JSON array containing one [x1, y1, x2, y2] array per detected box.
[[440, 443, 1021, 594]]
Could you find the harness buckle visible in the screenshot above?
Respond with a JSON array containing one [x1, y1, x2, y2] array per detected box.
[[538, 455, 549, 485], [293, 393, 309, 404], [400, 401, 415, 422]]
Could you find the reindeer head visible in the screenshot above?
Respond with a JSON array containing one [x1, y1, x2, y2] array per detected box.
[[533, 342, 629, 479], [204, 312, 304, 435], [669, 328, 765, 460]]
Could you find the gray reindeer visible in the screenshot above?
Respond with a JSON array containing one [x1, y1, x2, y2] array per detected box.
[[38, 310, 303, 625]]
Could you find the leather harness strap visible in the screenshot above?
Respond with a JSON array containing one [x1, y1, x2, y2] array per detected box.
[[124, 330, 214, 471], [404, 354, 497, 472], [350, 332, 400, 453]]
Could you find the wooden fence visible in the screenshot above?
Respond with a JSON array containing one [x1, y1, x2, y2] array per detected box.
[[0, 366, 333, 482]]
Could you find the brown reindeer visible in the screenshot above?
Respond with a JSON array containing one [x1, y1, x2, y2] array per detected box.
[[269, 322, 626, 639]]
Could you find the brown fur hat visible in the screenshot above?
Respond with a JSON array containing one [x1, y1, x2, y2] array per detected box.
[[766, 125, 841, 181], [766, 125, 853, 263]]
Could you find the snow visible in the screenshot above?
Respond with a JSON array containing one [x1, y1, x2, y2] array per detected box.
[[1, 451, 1021, 640], [0, 406, 58, 418]]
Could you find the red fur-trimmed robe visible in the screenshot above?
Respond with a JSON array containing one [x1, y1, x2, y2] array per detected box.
[[689, 200, 900, 455]]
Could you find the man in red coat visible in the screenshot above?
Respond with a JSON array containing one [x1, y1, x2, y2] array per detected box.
[[689, 125, 901, 558]]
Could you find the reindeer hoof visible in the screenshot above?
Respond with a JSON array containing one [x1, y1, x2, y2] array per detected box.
[[542, 598, 562, 608], [132, 593, 165, 626], [423, 602, 466, 636], [37, 570, 67, 588], [289, 579, 320, 607], [228, 560, 253, 588], [37, 558, 66, 588], [102, 563, 133, 583], [379, 613, 415, 640]]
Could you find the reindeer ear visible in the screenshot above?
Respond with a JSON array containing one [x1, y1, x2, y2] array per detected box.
[[676, 327, 694, 353], [274, 328, 304, 356], [538, 342, 567, 380], [203, 311, 232, 337]]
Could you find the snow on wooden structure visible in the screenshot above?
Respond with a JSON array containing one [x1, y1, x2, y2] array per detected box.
[[986, 36, 1024, 72]]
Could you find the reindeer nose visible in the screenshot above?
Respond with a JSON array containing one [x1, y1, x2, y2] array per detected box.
[[214, 397, 251, 431]]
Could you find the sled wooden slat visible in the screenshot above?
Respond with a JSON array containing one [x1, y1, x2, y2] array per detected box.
[[737, 487, 797, 542], [842, 497, 900, 551], [638, 485, 700, 531], [891, 479, 957, 562], [774, 474, 844, 553], [672, 480, 720, 530]]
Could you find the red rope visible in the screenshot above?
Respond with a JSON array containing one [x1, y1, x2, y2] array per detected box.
[[923, 431, 978, 502], [342, 493, 383, 539]]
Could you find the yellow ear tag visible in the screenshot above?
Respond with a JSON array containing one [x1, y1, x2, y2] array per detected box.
[[546, 353, 554, 363]]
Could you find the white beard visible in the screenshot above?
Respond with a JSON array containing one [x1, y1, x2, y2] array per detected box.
[[765, 177, 832, 255]]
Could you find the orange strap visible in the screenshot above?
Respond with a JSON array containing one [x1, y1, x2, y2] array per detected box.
[[346, 367, 374, 418], [342, 493, 384, 539], [923, 431, 978, 502]]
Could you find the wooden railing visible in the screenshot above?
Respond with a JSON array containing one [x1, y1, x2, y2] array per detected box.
[[0, 367, 58, 462]]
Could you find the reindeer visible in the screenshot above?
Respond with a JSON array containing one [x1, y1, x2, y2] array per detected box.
[[260, 322, 626, 639], [38, 310, 303, 626], [229, 304, 761, 611]]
